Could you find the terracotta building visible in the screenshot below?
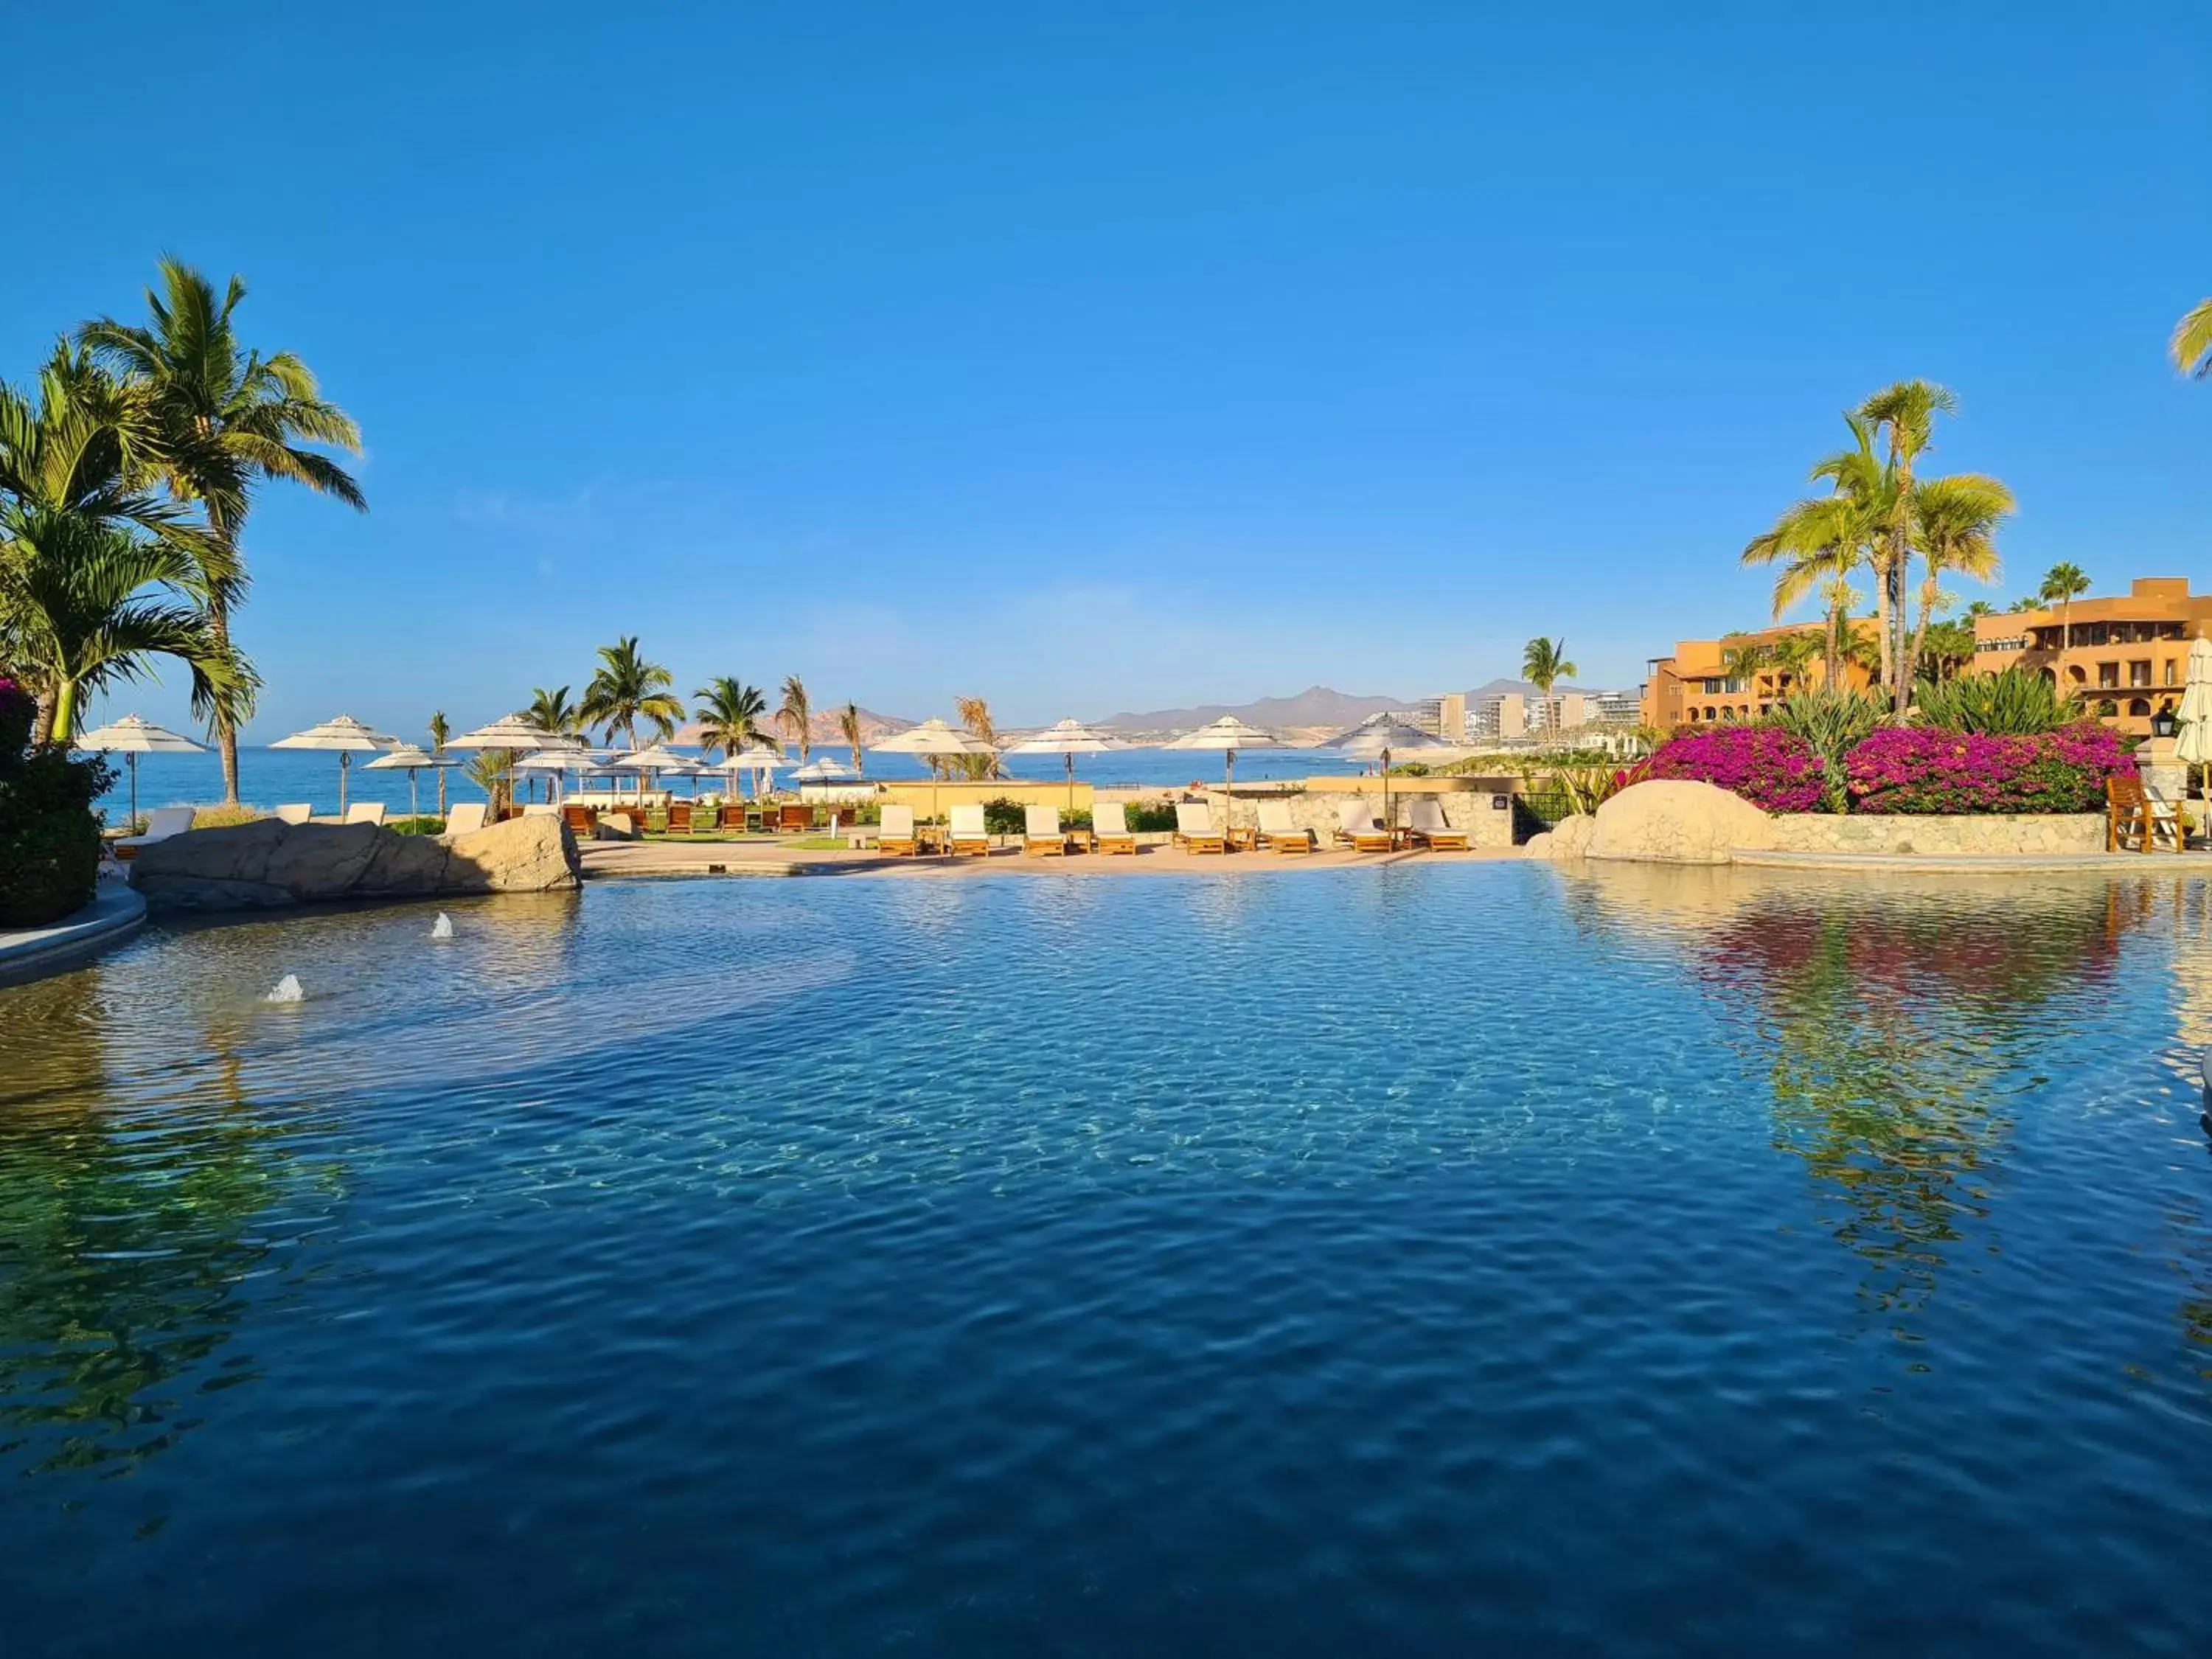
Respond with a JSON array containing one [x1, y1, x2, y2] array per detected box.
[[1641, 622, 1873, 729], [1973, 577, 2211, 736]]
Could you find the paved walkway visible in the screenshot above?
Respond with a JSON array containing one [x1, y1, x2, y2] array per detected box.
[[579, 838, 1524, 880], [0, 884, 147, 981]]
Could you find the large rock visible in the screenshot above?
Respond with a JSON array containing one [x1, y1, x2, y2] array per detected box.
[[1528, 814, 1597, 860], [133, 816, 581, 911], [1586, 781, 1776, 865]]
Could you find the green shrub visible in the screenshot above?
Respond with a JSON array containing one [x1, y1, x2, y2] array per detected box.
[[1121, 799, 1179, 833], [192, 803, 261, 830], [1764, 686, 1888, 813], [1913, 667, 2084, 735], [389, 816, 446, 835], [0, 678, 110, 927], [981, 798, 1026, 836]]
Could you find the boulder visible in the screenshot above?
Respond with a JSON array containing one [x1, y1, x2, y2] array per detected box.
[[133, 815, 580, 912], [1586, 781, 1776, 866], [1528, 814, 1596, 860]]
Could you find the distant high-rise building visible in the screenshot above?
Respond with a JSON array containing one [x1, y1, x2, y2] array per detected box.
[[1406, 692, 1468, 742]]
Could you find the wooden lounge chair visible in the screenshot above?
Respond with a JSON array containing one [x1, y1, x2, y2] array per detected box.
[[777, 803, 814, 833], [1256, 799, 1315, 852], [1402, 796, 1470, 852], [877, 804, 920, 855], [2108, 775, 2183, 853], [560, 803, 595, 835], [445, 802, 490, 835], [1024, 803, 1074, 855], [1174, 801, 1227, 854], [1335, 799, 1393, 852], [666, 802, 692, 834], [114, 805, 196, 860], [273, 802, 312, 825], [949, 804, 992, 856], [1093, 801, 1139, 855], [720, 803, 748, 832], [345, 801, 387, 827]]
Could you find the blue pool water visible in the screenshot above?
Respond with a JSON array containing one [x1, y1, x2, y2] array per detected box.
[[4, 863, 2212, 1655]]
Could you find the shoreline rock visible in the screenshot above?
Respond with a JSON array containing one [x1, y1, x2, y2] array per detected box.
[[132, 816, 582, 912]]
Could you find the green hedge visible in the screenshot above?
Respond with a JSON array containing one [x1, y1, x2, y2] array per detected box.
[[0, 680, 111, 928]]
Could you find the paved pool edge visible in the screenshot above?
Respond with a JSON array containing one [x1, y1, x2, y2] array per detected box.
[[0, 886, 147, 982]]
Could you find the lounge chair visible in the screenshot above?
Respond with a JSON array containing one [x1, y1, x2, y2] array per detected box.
[[273, 802, 312, 825], [1174, 801, 1227, 855], [2108, 775, 2183, 853], [1336, 799, 1393, 852], [1402, 796, 1470, 852], [777, 803, 814, 833], [345, 801, 387, 827], [113, 805, 197, 860], [949, 804, 992, 856], [522, 802, 557, 818], [445, 802, 490, 835], [561, 803, 595, 835], [877, 803, 921, 855], [1093, 801, 1139, 855], [667, 802, 692, 834], [1256, 799, 1315, 852], [720, 803, 748, 832], [1024, 803, 1074, 855]]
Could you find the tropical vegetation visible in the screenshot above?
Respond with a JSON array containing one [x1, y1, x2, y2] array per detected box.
[[1521, 637, 1576, 734], [580, 636, 683, 751], [2174, 297, 2212, 380], [692, 676, 775, 762], [0, 675, 109, 926], [777, 675, 812, 761]]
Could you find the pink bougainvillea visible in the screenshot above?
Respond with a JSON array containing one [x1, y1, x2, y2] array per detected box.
[[1844, 723, 2135, 815], [1640, 726, 1824, 813]]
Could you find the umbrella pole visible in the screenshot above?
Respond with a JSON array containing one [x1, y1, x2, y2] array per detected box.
[[411, 770, 420, 819], [1225, 750, 1235, 849], [1382, 745, 1391, 847], [340, 752, 350, 816], [128, 751, 138, 834], [1067, 752, 1076, 816]]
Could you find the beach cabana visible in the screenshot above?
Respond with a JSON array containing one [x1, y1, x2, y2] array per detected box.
[[1319, 714, 1461, 847], [1165, 716, 1281, 846], [271, 715, 395, 816], [1002, 719, 1127, 814], [72, 714, 205, 835], [870, 718, 997, 830], [364, 743, 458, 820]]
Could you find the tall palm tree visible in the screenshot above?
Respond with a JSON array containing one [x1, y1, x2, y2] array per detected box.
[[1719, 633, 1770, 686], [2173, 298, 2212, 379], [580, 635, 683, 752], [1742, 475, 1882, 689], [838, 701, 865, 775], [777, 675, 812, 762], [1767, 629, 1823, 694], [954, 695, 1006, 781], [80, 257, 366, 803], [2039, 562, 2090, 652], [526, 684, 582, 738], [1856, 380, 1957, 713], [1521, 637, 1576, 735], [692, 676, 774, 762], [428, 710, 451, 815], [1905, 473, 2013, 693]]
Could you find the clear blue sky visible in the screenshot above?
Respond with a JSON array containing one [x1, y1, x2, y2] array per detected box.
[[7, 0, 2208, 738]]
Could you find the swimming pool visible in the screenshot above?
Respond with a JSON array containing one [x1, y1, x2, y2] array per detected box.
[[4, 863, 2211, 1655]]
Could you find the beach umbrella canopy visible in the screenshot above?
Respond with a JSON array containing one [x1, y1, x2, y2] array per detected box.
[[365, 743, 458, 818], [611, 744, 699, 803], [74, 714, 205, 833], [447, 714, 582, 751], [1003, 718, 1127, 810], [271, 715, 395, 814], [872, 717, 997, 824], [790, 756, 858, 783], [1165, 716, 1282, 838], [1321, 714, 1462, 844], [2175, 637, 2212, 832]]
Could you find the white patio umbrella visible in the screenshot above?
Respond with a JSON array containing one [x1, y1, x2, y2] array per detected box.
[[1320, 714, 1462, 845], [872, 717, 998, 829], [613, 743, 700, 804], [446, 713, 583, 752], [364, 743, 458, 820], [73, 714, 205, 834], [270, 715, 395, 815], [515, 748, 610, 804], [712, 742, 790, 801], [2174, 636, 2212, 839], [791, 756, 858, 784], [1003, 719, 1128, 814], [1165, 715, 1281, 844]]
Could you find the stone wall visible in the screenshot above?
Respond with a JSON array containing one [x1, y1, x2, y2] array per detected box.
[[133, 815, 582, 911], [1766, 813, 2104, 856], [1200, 786, 1517, 849]]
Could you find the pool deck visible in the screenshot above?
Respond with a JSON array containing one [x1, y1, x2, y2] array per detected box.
[[0, 884, 147, 981], [579, 839, 1525, 880], [1733, 848, 2212, 874]]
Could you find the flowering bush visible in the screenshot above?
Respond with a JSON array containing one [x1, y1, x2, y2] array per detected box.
[[1640, 726, 1823, 813], [1845, 723, 2135, 815]]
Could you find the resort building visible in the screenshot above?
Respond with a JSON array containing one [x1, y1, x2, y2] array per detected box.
[[1641, 622, 1866, 729], [1405, 692, 1469, 742], [1972, 577, 2211, 736]]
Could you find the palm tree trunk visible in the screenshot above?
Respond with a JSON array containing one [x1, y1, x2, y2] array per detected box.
[[49, 678, 77, 745], [1907, 572, 1939, 704], [210, 599, 242, 802], [1871, 553, 1895, 695], [1824, 602, 1843, 689]]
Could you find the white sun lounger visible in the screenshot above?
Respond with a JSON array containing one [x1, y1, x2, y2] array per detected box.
[[1175, 801, 1227, 854], [877, 804, 919, 855], [344, 801, 387, 827], [1336, 799, 1392, 852], [114, 805, 196, 858], [1256, 799, 1314, 852], [444, 802, 490, 835], [1024, 803, 1073, 855], [949, 804, 992, 856], [1402, 796, 1469, 851], [273, 802, 313, 825], [1093, 801, 1138, 855]]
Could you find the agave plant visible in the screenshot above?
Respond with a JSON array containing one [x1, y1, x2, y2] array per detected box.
[[1912, 667, 2082, 736], [1764, 686, 1888, 813]]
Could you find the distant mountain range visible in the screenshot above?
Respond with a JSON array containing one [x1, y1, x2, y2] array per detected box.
[[1094, 685, 1409, 737]]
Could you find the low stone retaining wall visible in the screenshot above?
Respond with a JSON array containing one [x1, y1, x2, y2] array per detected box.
[[133, 815, 583, 912], [1200, 786, 1517, 849], [1767, 813, 2104, 857]]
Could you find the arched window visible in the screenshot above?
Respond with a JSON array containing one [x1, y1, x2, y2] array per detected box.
[[2128, 698, 2150, 717]]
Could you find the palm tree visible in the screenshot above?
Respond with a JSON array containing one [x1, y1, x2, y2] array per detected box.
[[80, 257, 365, 803], [1767, 629, 1823, 695], [838, 701, 865, 775], [1521, 637, 1576, 735], [2038, 562, 2090, 652], [777, 675, 813, 762], [1904, 473, 2013, 695], [526, 684, 582, 739], [1742, 473, 1883, 690], [428, 710, 451, 815], [1857, 380, 1958, 713], [2173, 298, 2212, 379], [954, 695, 1006, 781], [692, 676, 774, 764], [580, 635, 683, 752], [465, 748, 515, 818]]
